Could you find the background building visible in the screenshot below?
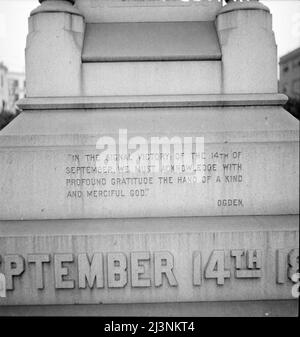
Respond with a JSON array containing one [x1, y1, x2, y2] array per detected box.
[[7, 71, 26, 113], [279, 47, 300, 119], [0, 62, 9, 114], [0, 64, 25, 130]]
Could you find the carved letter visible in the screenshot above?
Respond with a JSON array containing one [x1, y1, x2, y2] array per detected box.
[[154, 251, 178, 287], [54, 254, 75, 289], [276, 249, 287, 284], [288, 249, 299, 281], [28, 254, 51, 289], [78, 253, 104, 289], [205, 250, 230, 285], [231, 249, 245, 269], [247, 249, 262, 269], [193, 251, 202, 286], [131, 252, 151, 288], [4, 255, 25, 290], [107, 253, 127, 288]]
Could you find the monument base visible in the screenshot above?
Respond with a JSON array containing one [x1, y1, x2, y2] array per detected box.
[[0, 215, 298, 316], [0, 94, 298, 316], [1, 94, 298, 220]]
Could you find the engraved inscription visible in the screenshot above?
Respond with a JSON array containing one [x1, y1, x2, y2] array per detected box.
[[0, 248, 298, 293], [64, 149, 245, 209]]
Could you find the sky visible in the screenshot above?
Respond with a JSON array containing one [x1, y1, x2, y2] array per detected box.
[[0, 0, 300, 72]]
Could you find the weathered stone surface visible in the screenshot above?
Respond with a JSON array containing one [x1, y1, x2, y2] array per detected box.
[[82, 22, 221, 62], [26, 8, 85, 97], [216, 4, 278, 94], [82, 61, 222, 96], [0, 106, 298, 220], [0, 215, 298, 305], [75, 0, 222, 23], [25, 0, 279, 97]]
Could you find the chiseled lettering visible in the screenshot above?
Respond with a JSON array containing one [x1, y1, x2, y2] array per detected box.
[[4, 255, 25, 290], [276, 248, 299, 284], [78, 253, 104, 289], [193, 251, 202, 286], [276, 249, 287, 284], [54, 254, 75, 289], [232, 249, 262, 279], [154, 251, 178, 287], [0, 273, 6, 298], [130, 252, 151, 288], [28, 254, 51, 289], [205, 250, 230, 285], [288, 249, 299, 281], [231, 249, 245, 269], [247, 249, 262, 269], [107, 253, 127, 288]]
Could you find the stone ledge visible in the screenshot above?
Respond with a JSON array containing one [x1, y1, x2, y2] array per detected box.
[[0, 300, 298, 317], [1, 106, 298, 147], [0, 215, 298, 236], [18, 94, 288, 111]]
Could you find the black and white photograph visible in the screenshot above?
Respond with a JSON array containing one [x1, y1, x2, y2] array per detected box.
[[0, 0, 299, 324]]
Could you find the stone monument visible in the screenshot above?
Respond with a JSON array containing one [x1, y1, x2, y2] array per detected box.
[[0, 0, 298, 316]]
